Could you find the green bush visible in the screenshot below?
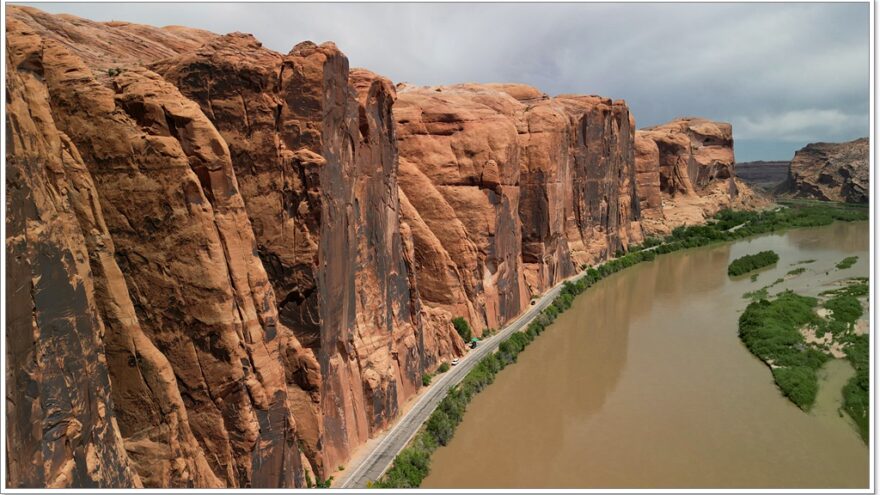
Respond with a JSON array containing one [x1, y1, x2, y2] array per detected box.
[[422, 373, 432, 387], [426, 409, 455, 446], [824, 294, 863, 327], [728, 250, 780, 277], [772, 366, 819, 410], [437, 362, 450, 373], [836, 256, 859, 270], [451, 317, 472, 342], [786, 267, 806, 276], [843, 334, 869, 442]]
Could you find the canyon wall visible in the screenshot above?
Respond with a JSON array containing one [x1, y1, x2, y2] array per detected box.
[[394, 84, 642, 333], [636, 118, 764, 236], [779, 137, 869, 203], [5, 6, 754, 488]]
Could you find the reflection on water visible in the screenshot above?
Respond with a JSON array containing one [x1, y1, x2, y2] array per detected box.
[[423, 222, 869, 488]]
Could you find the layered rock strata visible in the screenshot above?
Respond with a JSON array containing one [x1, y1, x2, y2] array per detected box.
[[780, 138, 869, 203], [635, 117, 763, 235]]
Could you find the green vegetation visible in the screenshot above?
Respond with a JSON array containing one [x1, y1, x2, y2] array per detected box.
[[743, 287, 769, 301], [422, 373, 432, 387], [451, 317, 471, 342], [836, 256, 859, 270], [728, 251, 780, 277], [843, 334, 869, 442], [437, 362, 450, 373], [635, 201, 865, 263], [824, 295, 862, 328], [786, 267, 806, 276], [750, 273, 759, 282], [107, 67, 124, 77], [820, 277, 868, 298], [304, 469, 333, 489], [792, 259, 816, 265], [373, 275, 596, 488], [740, 274, 869, 440], [823, 279, 869, 442], [373, 201, 868, 487], [738, 291, 828, 410]]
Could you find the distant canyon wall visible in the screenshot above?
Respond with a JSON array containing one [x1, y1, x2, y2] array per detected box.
[[779, 137, 869, 203], [5, 5, 755, 489]]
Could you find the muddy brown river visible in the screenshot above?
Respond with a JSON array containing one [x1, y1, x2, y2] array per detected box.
[[423, 221, 869, 488]]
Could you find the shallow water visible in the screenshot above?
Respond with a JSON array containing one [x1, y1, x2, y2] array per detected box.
[[423, 221, 869, 488]]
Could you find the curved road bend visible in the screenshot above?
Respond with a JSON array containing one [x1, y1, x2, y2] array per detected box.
[[337, 270, 587, 488]]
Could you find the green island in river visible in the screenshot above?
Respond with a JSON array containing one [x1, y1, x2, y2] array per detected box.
[[739, 276, 869, 440]]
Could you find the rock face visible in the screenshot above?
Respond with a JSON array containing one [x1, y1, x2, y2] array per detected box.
[[5, 6, 759, 489], [394, 84, 641, 332], [780, 138, 869, 203], [635, 117, 764, 235], [6, 7, 459, 487], [151, 36, 462, 474]]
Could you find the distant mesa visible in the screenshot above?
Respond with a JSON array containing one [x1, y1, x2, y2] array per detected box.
[[735, 160, 790, 192]]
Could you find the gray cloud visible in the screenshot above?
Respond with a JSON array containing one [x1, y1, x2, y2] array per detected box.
[[19, 2, 869, 161]]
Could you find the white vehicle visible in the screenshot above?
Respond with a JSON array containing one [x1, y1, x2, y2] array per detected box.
[[451, 358, 460, 366]]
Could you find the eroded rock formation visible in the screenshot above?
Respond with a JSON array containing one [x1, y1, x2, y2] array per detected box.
[[394, 84, 642, 333], [780, 138, 869, 203], [5, 6, 758, 489], [635, 117, 765, 235]]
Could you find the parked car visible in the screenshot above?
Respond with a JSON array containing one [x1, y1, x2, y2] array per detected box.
[[451, 358, 460, 366]]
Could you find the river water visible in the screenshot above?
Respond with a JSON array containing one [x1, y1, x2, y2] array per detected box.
[[423, 221, 870, 488]]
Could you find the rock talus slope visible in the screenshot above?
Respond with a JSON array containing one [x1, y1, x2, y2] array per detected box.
[[780, 138, 869, 203], [5, 6, 758, 488]]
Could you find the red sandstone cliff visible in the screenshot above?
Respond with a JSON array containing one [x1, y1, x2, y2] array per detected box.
[[636, 118, 765, 236], [394, 84, 642, 332], [5, 6, 755, 489]]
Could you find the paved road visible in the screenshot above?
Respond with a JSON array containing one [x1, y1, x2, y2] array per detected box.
[[336, 271, 584, 488]]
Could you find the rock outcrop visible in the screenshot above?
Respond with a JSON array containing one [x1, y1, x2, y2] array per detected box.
[[394, 84, 642, 333], [635, 117, 765, 235], [152, 36, 463, 474], [780, 138, 869, 203], [5, 6, 761, 489]]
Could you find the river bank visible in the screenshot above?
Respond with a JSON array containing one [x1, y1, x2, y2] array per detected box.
[[422, 219, 868, 488], [372, 201, 868, 488]]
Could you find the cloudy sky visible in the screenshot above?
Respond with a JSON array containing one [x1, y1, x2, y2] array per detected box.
[[22, 2, 870, 161]]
